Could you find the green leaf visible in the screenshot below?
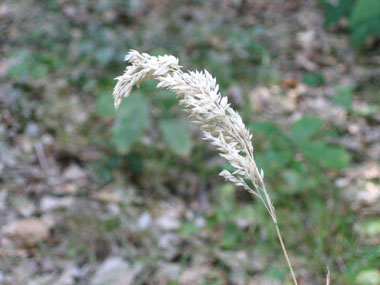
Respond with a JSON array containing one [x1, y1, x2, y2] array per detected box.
[[291, 116, 323, 142], [250, 121, 280, 135], [217, 183, 235, 213], [178, 221, 202, 237], [221, 222, 244, 249], [350, 0, 380, 27], [125, 152, 144, 174], [320, 146, 351, 169], [352, 18, 380, 46], [155, 90, 180, 112], [265, 267, 286, 281], [350, 0, 380, 45], [333, 85, 353, 108], [111, 95, 151, 153], [351, 23, 372, 45], [159, 119, 192, 156], [280, 166, 316, 195], [302, 72, 325, 86], [255, 150, 293, 175], [90, 155, 120, 184], [96, 91, 116, 117], [300, 141, 351, 169], [324, 0, 355, 27], [233, 205, 257, 222], [281, 170, 306, 194]]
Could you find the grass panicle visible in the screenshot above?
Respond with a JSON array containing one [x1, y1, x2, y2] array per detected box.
[[113, 49, 298, 284]]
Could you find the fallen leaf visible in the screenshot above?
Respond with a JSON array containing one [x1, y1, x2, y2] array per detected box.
[[281, 78, 299, 89], [63, 164, 86, 181], [40, 196, 74, 212], [4, 218, 49, 247], [90, 257, 135, 285]]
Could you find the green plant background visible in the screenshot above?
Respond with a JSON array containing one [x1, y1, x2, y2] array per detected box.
[[1, 0, 380, 284]]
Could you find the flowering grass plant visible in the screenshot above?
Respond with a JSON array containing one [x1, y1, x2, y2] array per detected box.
[[113, 50, 298, 284]]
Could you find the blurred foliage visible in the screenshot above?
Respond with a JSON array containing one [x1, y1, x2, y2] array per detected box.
[[302, 72, 325, 87], [251, 116, 350, 196], [159, 119, 192, 156], [111, 95, 151, 153], [333, 85, 354, 108], [350, 0, 380, 45], [321, 0, 380, 46], [2, 0, 380, 283], [96, 85, 192, 155]]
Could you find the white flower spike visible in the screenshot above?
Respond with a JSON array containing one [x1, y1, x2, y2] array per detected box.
[[113, 50, 298, 284]]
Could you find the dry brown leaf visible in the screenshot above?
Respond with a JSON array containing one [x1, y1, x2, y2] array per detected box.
[[4, 218, 50, 247]]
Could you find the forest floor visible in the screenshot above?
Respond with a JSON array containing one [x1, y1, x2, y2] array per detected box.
[[0, 0, 379, 284]]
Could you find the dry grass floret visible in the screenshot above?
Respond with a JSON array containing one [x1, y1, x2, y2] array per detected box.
[[113, 50, 298, 284]]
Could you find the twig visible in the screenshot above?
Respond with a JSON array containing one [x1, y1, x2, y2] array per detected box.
[[34, 141, 49, 172]]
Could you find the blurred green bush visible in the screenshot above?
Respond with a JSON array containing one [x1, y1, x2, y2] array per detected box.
[[322, 0, 380, 46]]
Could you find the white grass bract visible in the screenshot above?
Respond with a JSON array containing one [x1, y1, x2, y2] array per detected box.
[[113, 50, 298, 284]]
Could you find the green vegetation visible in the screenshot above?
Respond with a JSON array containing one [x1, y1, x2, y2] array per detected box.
[[1, 0, 379, 284], [322, 0, 380, 46]]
